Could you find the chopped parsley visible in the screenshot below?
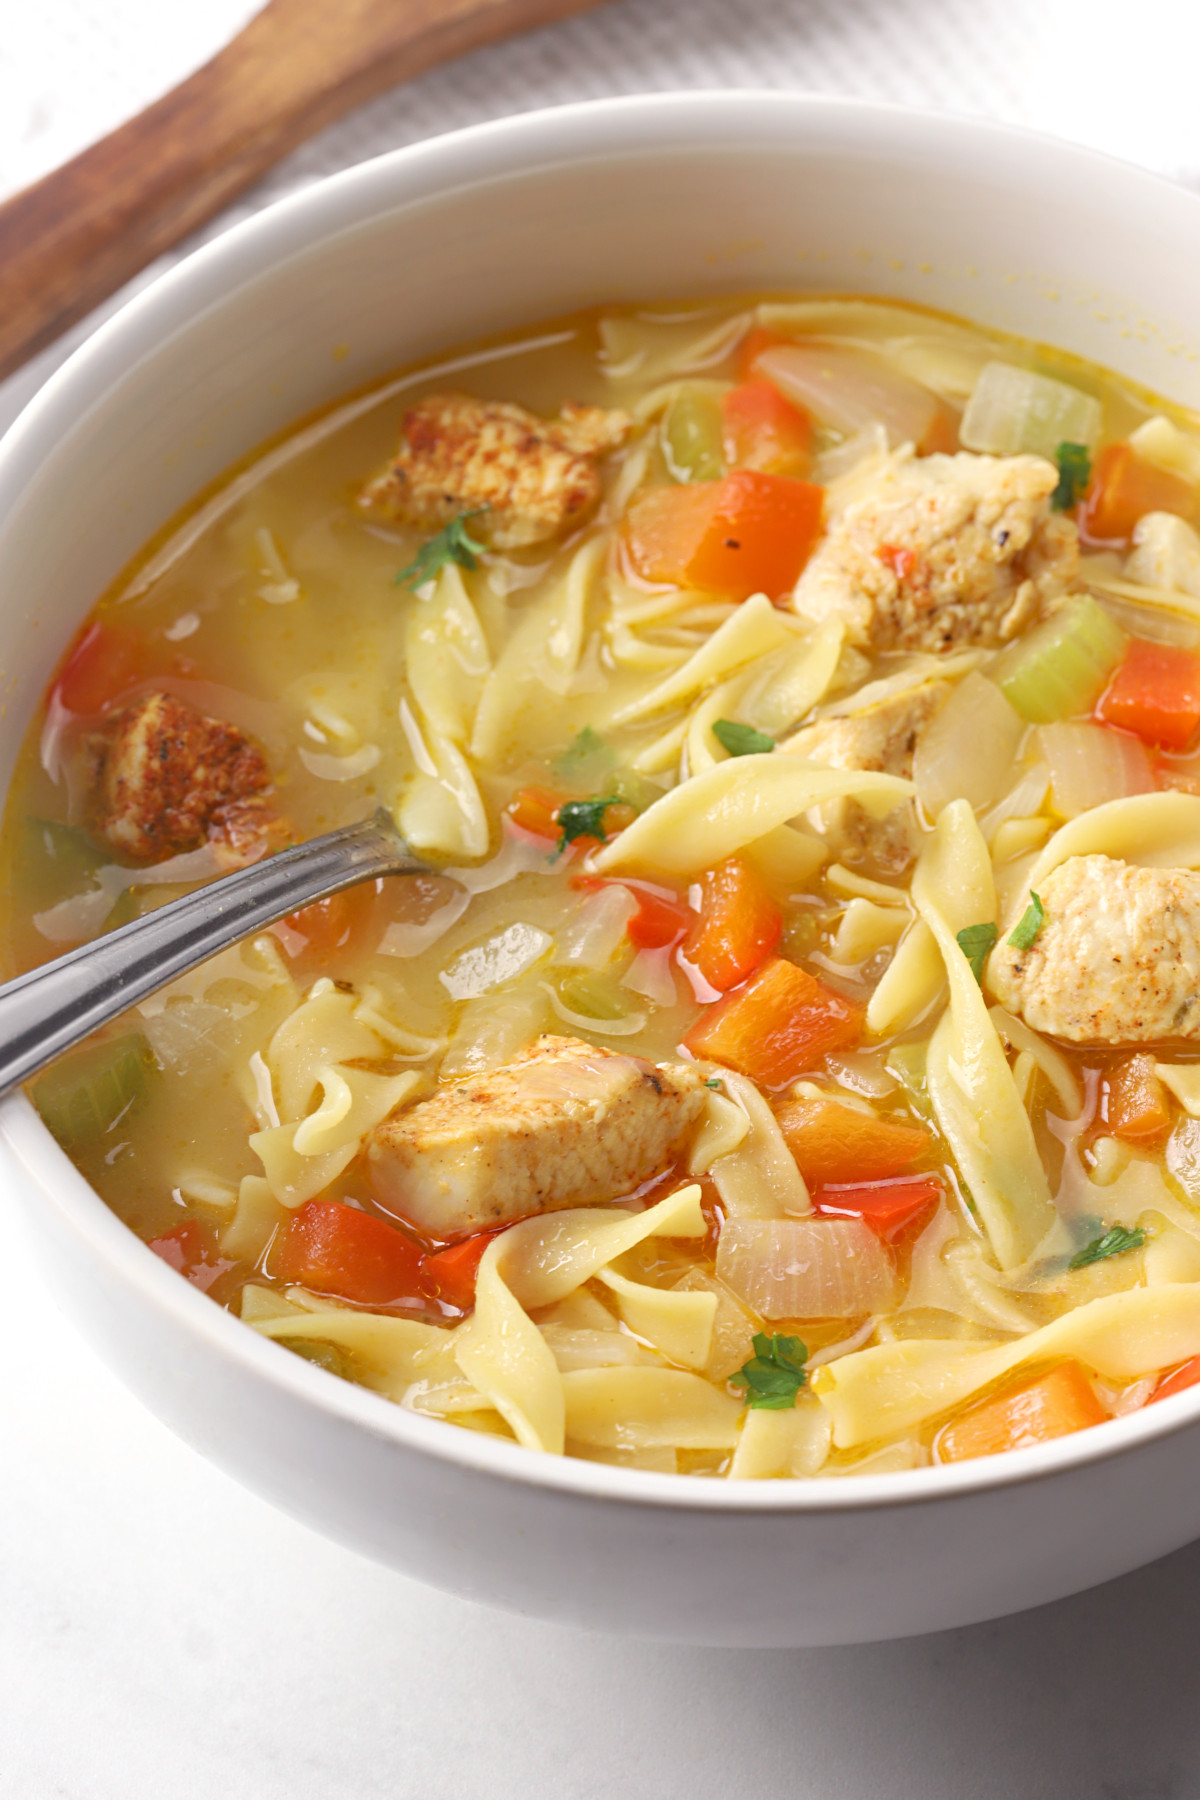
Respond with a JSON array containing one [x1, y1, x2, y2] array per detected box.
[[705, 1077, 724, 1090], [395, 510, 486, 587], [1069, 1224, 1146, 1271], [712, 719, 775, 758], [731, 1333, 809, 1410], [1009, 892, 1046, 952], [1051, 442, 1092, 512], [956, 921, 998, 985], [555, 796, 618, 853]]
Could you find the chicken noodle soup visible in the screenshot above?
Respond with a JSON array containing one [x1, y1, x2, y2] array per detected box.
[[15, 294, 1200, 1479]]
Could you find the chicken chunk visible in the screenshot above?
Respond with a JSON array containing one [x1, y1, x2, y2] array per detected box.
[[366, 1034, 707, 1238], [785, 680, 947, 872], [988, 855, 1200, 1044], [793, 451, 1078, 652], [86, 691, 277, 864], [361, 391, 632, 551]]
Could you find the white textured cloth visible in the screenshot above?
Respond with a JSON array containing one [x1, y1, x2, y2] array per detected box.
[[5, 7, 1200, 1799]]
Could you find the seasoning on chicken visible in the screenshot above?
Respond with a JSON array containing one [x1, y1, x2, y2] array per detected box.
[[86, 691, 279, 864], [361, 391, 633, 551], [366, 1033, 707, 1238], [793, 451, 1078, 652], [989, 855, 1200, 1044], [785, 680, 947, 872]]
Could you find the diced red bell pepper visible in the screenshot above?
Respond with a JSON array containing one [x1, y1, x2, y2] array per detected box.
[[624, 469, 824, 602], [682, 955, 864, 1088], [269, 1199, 427, 1307], [811, 1173, 943, 1242], [721, 380, 814, 478], [148, 1219, 234, 1294], [624, 883, 696, 950], [1150, 1354, 1200, 1404], [423, 1230, 506, 1310], [52, 620, 147, 716], [684, 856, 782, 992], [1096, 637, 1200, 752], [1080, 443, 1198, 546]]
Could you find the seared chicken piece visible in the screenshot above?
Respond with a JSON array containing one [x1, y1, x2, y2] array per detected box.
[[86, 691, 277, 864], [366, 1034, 707, 1238], [793, 451, 1078, 652], [989, 855, 1200, 1044], [785, 681, 947, 873], [361, 391, 633, 551]]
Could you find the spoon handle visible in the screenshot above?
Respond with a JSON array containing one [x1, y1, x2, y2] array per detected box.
[[0, 0, 607, 382], [0, 812, 429, 1100]]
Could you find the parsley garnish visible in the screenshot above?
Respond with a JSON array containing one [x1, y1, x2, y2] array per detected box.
[[712, 719, 775, 758], [731, 1333, 809, 1410], [956, 921, 998, 985], [1009, 892, 1046, 951], [1051, 443, 1092, 512], [395, 510, 487, 588], [1069, 1224, 1146, 1270], [705, 1077, 724, 1090], [556, 796, 618, 853]]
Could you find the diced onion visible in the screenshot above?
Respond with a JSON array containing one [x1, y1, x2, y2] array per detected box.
[[959, 361, 1102, 459], [380, 888, 470, 958], [439, 923, 553, 1001], [555, 884, 637, 970], [622, 946, 679, 1007], [912, 670, 1024, 816], [446, 820, 553, 894], [538, 981, 647, 1038], [1038, 721, 1156, 819], [716, 1218, 897, 1319], [754, 344, 941, 448]]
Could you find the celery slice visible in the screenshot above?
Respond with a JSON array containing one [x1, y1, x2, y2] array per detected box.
[[662, 387, 724, 482], [32, 1031, 154, 1151], [960, 362, 1103, 460], [989, 596, 1126, 723]]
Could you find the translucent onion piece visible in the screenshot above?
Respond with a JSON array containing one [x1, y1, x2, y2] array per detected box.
[[622, 946, 678, 1007], [1038, 721, 1155, 819], [297, 743, 381, 781], [755, 343, 940, 448], [379, 888, 470, 958], [555, 883, 637, 969], [1128, 416, 1200, 485], [716, 1217, 896, 1320], [1125, 512, 1200, 602], [538, 981, 647, 1039], [959, 361, 1102, 458], [912, 670, 1024, 816], [34, 842, 222, 943], [439, 923, 553, 1001], [446, 822, 554, 893]]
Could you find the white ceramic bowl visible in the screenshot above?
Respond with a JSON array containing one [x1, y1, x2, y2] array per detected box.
[[6, 93, 1200, 1648]]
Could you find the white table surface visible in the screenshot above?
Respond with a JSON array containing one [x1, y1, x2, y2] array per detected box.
[[6, 5, 1200, 1795]]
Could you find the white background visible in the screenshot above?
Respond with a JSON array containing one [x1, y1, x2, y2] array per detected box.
[[5, 4, 1200, 1795]]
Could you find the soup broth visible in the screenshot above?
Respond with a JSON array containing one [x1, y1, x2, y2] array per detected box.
[[12, 293, 1200, 1479]]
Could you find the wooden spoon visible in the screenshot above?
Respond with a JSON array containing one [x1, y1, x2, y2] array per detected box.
[[0, 0, 608, 384]]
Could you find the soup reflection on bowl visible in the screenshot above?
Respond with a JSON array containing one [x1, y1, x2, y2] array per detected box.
[[7, 95, 1200, 1645]]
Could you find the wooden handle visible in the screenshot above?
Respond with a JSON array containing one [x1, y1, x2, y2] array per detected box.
[[0, 0, 605, 383]]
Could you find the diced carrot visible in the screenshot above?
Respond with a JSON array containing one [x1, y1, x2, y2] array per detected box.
[[147, 1220, 233, 1294], [269, 1199, 427, 1308], [736, 324, 789, 382], [811, 1173, 943, 1242], [684, 857, 782, 992], [776, 1092, 931, 1186], [280, 884, 377, 964], [52, 620, 147, 715], [624, 883, 696, 950], [1150, 1354, 1200, 1404], [683, 956, 864, 1088], [936, 1360, 1108, 1464], [1104, 1052, 1171, 1143], [721, 380, 814, 478], [1080, 443, 1198, 546], [423, 1230, 505, 1310], [624, 470, 825, 602], [1096, 637, 1200, 752], [507, 785, 565, 840]]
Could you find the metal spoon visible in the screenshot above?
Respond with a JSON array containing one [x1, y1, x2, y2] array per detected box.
[[0, 810, 434, 1101]]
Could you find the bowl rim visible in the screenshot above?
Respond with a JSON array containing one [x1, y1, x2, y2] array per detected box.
[[6, 87, 1200, 1517]]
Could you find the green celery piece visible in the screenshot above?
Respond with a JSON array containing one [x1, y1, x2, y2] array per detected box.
[[662, 387, 724, 482], [989, 595, 1127, 724], [960, 362, 1103, 460], [884, 1041, 933, 1120], [558, 972, 633, 1023], [32, 1032, 154, 1152], [609, 766, 661, 813]]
